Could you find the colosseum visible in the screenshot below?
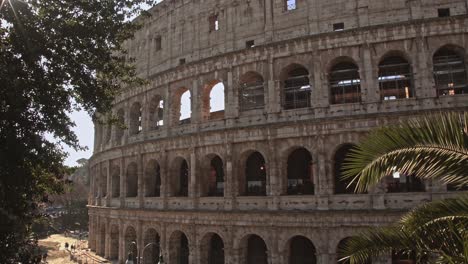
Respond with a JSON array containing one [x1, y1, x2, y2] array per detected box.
[[88, 0, 468, 263]]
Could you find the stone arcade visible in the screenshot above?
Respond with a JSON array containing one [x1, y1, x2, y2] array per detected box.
[[88, 0, 468, 263]]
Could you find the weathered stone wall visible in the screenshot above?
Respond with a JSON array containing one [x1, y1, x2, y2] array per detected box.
[[89, 1, 468, 263]]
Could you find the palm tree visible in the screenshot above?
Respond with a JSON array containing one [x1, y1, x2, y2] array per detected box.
[[339, 111, 468, 264]]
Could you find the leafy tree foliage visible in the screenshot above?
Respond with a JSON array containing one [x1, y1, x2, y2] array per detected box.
[[0, 0, 155, 262], [340, 111, 468, 263]]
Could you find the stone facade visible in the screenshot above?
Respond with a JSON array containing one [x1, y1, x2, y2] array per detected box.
[[88, 0, 468, 263]]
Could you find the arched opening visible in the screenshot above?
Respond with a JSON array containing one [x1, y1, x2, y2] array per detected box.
[[208, 156, 224, 197], [179, 89, 192, 125], [208, 234, 225, 264], [169, 231, 189, 264], [143, 229, 160, 264], [205, 81, 225, 120], [99, 224, 106, 256], [239, 72, 265, 111], [282, 65, 311, 110], [385, 172, 425, 193], [337, 237, 371, 264], [178, 160, 189, 197], [433, 46, 468, 96], [149, 95, 164, 129], [111, 166, 120, 198], [245, 152, 267, 196], [110, 225, 119, 260], [145, 160, 161, 197], [126, 163, 138, 198], [329, 61, 361, 104], [115, 109, 125, 143], [101, 170, 107, 197], [125, 226, 137, 263], [288, 236, 316, 264], [129, 102, 143, 135], [287, 148, 314, 195], [246, 235, 268, 264], [93, 172, 99, 197], [334, 144, 359, 194], [378, 55, 413, 100]]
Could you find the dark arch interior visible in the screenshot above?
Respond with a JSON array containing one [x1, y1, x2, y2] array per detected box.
[[247, 235, 268, 264], [208, 156, 224, 197], [283, 66, 311, 110], [126, 163, 138, 197], [111, 168, 120, 198], [378, 56, 413, 100], [178, 160, 189, 196], [208, 234, 225, 264], [143, 229, 160, 264], [433, 47, 468, 96], [110, 226, 119, 260], [289, 236, 316, 264], [287, 148, 314, 195], [329, 61, 361, 104], [145, 161, 161, 197], [179, 234, 189, 264], [125, 227, 137, 262], [240, 72, 265, 111], [334, 145, 358, 194], [245, 152, 267, 196]]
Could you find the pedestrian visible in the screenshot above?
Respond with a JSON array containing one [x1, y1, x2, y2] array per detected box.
[[64, 242, 69, 250]]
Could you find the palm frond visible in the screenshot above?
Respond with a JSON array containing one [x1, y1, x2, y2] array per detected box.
[[342, 111, 468, 193]]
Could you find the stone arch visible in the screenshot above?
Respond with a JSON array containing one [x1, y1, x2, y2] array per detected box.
[[129, 102, 143, 135], [285, 235, 317, 264], [169, 230, 190, 264], [126, 162, 138, 198], [280, 63, 311, 110], [432, 44, 467, 96], [202, 80, 225, 120], [144, 159, 161, 197], [199, 232, 225, 264], [100, 167, 108, 197], [111, 165, 120, 198], [114, 108, 125, 143], [148, 94, 164, 130], [239, 71, 265, 111], [378, 51, 414, 100], [172, 87, 192, 125], [200, 154, 225, 197], [239, 234, 269, 264], [109, 224, 119, 260], [328, 57, 361, 104], [124, 226, 138, 262], [142, 228, 161, 264], [168, 157, 189, 197], [286, 147, 314, 195], [98, 223, 106, 256], [239, 150, 267, 196], [333, 144, 359, 194]]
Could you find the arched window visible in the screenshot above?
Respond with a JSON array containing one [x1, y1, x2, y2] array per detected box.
[[433, 47, 468, 96], [247, 235, 268, 264], [125, 227, 137, 263], [337, 238, 371, 264], [208, 156, 224, 197], [208, 234, 224, 264], [283, 65, 311, 110], [330, 61, 361, 104], [145, 160, 161, 197], [129, 102, 143, 135], [287, 148, 314, 195], [245, 152, 267, 196], [385, 172, 425, 193], [179, 89, 192, 125], [288, 236, 316, 264], [178, 160, 189, 197], [98, 224, 106, 256], [111, 166, 120, 198], [378, 56, 413, 100], [110, 225, 119, 260], [115, 109, 125, 143], [126, 163, 138, 198], [240, 72, 265, 111], [207, 81, 225, 120], [143, 229, 160, 264], [101, 170, 107, 197], [149, 96, 164, 129], [169, 232, 189, 264], [334, 144, 359, 194]]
